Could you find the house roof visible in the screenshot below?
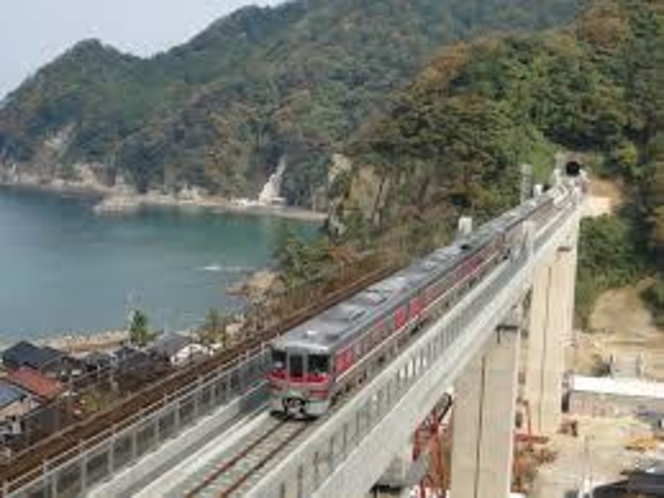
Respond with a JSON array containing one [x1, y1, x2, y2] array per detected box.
[[8, 368, 63, 400], [1, 341, 64, 371], [113, 346, 151, 368], [84, 351, 114, 368], [0, 382, 27, 409], [149, 332, 191, 358]]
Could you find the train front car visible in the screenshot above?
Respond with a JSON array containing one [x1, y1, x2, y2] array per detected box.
[[269, 323, 335, 418]]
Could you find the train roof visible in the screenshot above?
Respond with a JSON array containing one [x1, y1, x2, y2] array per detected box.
[[272, 189, 562, 356], [271, 254, 458, 353]]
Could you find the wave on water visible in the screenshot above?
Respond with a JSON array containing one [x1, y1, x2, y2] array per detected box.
[[198, 264, 252, 274], [0, 336, 12, 352]]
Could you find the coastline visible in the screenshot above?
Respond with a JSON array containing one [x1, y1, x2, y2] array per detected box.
[[38, 330, 129, 356], [93, 192, 327, 222], [0, 177, 326, 223], [0, 174, 318, 357], [0, 330, 129, 357], [0, 177, 108, 200]]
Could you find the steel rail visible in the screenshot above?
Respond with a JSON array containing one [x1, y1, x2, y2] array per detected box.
[[183, 420, 307, 498]]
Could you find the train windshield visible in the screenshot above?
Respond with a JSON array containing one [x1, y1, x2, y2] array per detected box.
[[309, 354, 330, 376], [271, 349, 286, 370], [289, 354, 304, 378]]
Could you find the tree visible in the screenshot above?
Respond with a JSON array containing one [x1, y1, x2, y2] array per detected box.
[[128, 310, 154, 348], [643, 275, 664, 327], [273, 226, 334, 288], [575, 215, 649, 325], [199, 308, 230, 349]]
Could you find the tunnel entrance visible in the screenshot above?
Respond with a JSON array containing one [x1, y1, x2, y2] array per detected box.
[[565, 161, 582, 176]]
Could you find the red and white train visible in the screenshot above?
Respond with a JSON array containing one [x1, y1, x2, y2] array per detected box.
[[268, 178, 581, 418]]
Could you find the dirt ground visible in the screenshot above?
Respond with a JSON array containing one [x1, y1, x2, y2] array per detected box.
[[567, 176, 664, 378], [588, 177, 625, 208], [571, 279, 664, 380], [581, 176, 624, 218], [589, 279, 655, 335], [531, 416, 656, 498], [531, 271, 664, 498]]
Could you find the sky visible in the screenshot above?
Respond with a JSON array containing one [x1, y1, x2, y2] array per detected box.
[[0, 0, 284, 98]]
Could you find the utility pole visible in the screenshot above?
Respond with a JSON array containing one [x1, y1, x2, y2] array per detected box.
[[521, 163, 533, 203]]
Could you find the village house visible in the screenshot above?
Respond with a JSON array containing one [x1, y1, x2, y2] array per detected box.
[[83, 351, 116, 372], [7, 367, 64, 401], [113, 346, 152, 371], [149, 332, 210, 366], [0, 382, 35, 426], [1, 341, 81, 379]]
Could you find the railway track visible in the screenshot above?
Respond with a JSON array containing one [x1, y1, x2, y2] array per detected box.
[[180, 418, 307, 498], [0, 260, 399, 495]]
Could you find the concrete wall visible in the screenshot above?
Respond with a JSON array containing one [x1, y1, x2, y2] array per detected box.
[[0, 398, 35, 423], [450, 330, 520, 498], [569, 392, 664, 418], [525, 229, 578, 435]]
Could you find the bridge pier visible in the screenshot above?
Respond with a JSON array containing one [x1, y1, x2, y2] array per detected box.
[[525, 230, 578, 435], [449, 328, 520, 498]]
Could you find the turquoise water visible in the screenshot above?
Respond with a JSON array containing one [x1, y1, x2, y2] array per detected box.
[[0, 187, 317, 342]]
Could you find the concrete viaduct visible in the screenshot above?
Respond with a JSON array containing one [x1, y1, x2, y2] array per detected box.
[[245, 183, 583, 498], [4, 173, 584, 498]]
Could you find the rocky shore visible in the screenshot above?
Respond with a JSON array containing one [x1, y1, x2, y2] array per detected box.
[[38, 330, 129, 355], [94, 190, 327, 222], [0, 172, 112, 198], [0, 174, 326, 222], [228, 269, 281, 302]]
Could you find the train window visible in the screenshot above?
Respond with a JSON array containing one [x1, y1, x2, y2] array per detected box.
[[289, 354, 304, 378], [272, 349, 286, 370], [309, 354, 330, 375]]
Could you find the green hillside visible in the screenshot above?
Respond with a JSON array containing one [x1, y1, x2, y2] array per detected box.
[[0, 0, 581, 204], [334, 0, 663, 322]]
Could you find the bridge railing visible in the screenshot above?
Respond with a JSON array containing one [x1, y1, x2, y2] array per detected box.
[[5, 347, 270, 498], [247, 203, 580, 498]]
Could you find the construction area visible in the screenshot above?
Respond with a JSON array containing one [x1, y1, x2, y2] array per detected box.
[[396, 319, 664, 497], [517, 300, 664, 498], [519, 178, 664, 498]]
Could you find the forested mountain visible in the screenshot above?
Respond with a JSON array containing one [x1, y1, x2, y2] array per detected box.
[[335, 0, 664, 320], [0, 0, 582, 205]]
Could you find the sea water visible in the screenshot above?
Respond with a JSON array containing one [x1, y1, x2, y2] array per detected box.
[[0, 187, 317, 341]]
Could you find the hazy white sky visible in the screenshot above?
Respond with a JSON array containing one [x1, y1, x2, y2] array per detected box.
[[0, 0, 283, 98]]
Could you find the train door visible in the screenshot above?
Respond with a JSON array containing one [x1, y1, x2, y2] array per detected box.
[[270, 348, 287, 380], [288, 352, 305, 381]]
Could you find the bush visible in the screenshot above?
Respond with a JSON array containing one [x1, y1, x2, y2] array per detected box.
[[575, 213, 650, 326]]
